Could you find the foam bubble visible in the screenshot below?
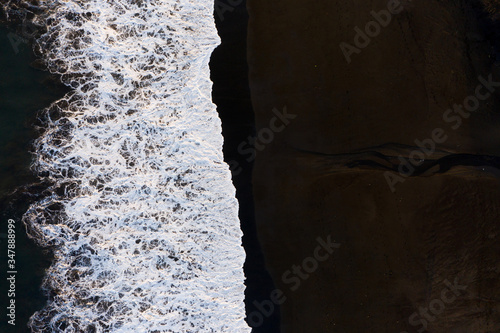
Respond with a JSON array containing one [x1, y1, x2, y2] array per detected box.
[[17, 0, 249, 331]]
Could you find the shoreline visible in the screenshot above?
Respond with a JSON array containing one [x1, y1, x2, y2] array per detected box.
[[247, 0, 500, 331], [0, 25, 66, 332]]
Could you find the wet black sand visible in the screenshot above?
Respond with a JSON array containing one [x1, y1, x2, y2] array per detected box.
[[211, 3, 281, 331], [4, 1, 500, 332], [247, 0, 500, 331]]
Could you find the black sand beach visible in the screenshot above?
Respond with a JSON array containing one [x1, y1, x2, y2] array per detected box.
[[247, 0, 500, 331]]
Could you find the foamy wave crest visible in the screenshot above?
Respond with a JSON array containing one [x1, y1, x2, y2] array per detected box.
[[18, 0, 249, 331]]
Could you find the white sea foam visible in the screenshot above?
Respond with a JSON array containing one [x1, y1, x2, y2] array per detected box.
[[18, 0, 249, 331]]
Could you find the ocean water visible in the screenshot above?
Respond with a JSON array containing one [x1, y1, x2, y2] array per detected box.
[[3, 0, 249, 332], [0, 26, 65, 333], [210, 3, 282, 331], [0, 27, 64, 197]]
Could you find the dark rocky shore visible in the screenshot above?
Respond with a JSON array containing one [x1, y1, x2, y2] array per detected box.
[[247, 0, 500, 332]]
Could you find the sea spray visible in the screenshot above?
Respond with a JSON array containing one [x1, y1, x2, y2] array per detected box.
[[5, 0, 249, 331]]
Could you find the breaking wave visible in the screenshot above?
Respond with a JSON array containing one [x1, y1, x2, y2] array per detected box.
[[6, 0, 248, 331]]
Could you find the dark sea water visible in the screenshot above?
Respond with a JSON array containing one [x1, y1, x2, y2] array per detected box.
[[1, 2, 277, 330], [0, 27, 67, 333]]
